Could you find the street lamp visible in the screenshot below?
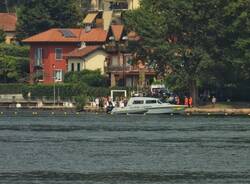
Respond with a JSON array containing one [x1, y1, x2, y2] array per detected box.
[[52, 64, 56, 106]]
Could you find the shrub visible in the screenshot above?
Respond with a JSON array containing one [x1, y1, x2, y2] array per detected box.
[[74, 94, 88, 111], [0, 83, 26, 94], [64, 69, 109, 87]]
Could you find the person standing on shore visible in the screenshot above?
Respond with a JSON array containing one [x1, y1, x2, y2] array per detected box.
[[184, 96, 189, 106], [95, 98, 99, 108], [212, 96, 216, 107], [175, 96, 180, 105], [189, 97, 193, 108]]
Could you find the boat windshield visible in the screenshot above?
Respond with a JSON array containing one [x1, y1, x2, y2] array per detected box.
[[157, 100, 163, 104]]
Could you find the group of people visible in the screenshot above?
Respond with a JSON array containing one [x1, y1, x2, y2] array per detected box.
[[166, 95, 193, 107], [92, 96, 128, 109], [91, 95, 217, 110]]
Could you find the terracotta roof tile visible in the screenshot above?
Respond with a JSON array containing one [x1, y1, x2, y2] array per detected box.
[[0, 13, 17, 32], [111, 25, 124, 41], [22, 28, 108, 43], [67, 46, 102, 58], [79, 28, 107, 42]]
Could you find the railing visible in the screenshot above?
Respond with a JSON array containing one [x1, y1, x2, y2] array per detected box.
[[107, 65, 156, 73], [105, 43, 128, 52]]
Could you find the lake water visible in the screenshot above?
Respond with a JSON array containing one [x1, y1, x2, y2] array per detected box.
[[0, 114, 250, 183]]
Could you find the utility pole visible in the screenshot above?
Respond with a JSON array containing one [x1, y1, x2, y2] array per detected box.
[[52, 64, 56, 106]]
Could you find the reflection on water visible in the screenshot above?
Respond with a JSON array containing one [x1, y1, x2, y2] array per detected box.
[[0, 115, 250, 183]]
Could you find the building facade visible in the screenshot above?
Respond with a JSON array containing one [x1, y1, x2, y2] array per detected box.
[[23, 28, 107, 84], [0, 13, 17, 44], [23, 5, 156, 88]]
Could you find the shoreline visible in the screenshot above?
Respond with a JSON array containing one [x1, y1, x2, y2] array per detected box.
[[0, 107, 250, 116], [186, 108, 250, 116]]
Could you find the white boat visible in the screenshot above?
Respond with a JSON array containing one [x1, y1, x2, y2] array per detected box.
[[111, 97, 186, 115]]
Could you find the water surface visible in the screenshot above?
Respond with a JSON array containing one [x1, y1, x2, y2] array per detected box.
[[0, 114, 250, 183]]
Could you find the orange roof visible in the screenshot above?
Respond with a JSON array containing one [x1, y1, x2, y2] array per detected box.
[[79, 28, 107, 42], [111, 25, 124, 41], [22, 28, 108, 43], [0, 13, 17, 32], [67, 46, 102, 58]]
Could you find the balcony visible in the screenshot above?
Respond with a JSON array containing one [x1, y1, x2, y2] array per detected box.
[[105, 43, 128, 53], [107, 64, 155, 74]]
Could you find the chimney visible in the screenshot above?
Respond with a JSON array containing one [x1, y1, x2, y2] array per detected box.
[[85, 25, 92, 33]]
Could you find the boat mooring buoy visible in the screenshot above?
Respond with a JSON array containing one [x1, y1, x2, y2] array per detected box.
[[207, 113, 210, 116]]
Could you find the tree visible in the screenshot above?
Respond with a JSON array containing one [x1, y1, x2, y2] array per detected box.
[[0, 29, 5, 43], [64, 69, 109, 87], [16, 0, 82, 40], [125, 0, 250, 104], [0, 43, 29, 83]]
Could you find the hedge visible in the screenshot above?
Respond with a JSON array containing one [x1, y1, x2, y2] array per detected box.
[[0, 84, 25, 94], [0, 83, 138, 100], [0, 83, 111, 100]]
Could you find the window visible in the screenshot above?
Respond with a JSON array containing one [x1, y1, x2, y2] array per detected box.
[[111, 56, 119, 66], [55, 48, 63, 60], [133, 100, 144, 104], [77, 63, 81, 72], [35, 48, 43, 66], [35, 70, 43, 81], [54, 70, 63, 81], [71, 63, 75, 71], [146, 100, 157, 104]]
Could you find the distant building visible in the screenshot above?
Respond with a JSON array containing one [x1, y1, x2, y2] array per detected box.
[[23, 3, 155, 88], [22, 28, 108, 84], [67, 45, 108, 74], [0, 13, 17, 44]]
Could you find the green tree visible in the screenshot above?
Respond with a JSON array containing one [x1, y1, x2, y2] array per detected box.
[[0, 29, 5, 43], [0, 43, 29, 83], [64, 69, 109, 87], [16, 0, 82, 40], [125, 0, 250, 104]]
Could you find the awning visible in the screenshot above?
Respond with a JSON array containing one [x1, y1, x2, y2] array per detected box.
[[83, 13, 98, 24]]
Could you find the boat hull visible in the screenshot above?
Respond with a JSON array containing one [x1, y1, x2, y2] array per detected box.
[[111, 107, 147, 115], [146, 106, 185, 114]]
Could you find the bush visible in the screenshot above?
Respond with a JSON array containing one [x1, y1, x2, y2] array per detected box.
[[64, 70, 109, 87], [22, 83, 87, 100], [75, 95, 88, 111], [0, 83, 26, 94]]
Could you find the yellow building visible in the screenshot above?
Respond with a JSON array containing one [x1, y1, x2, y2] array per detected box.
[[67, 46, 108, 74], [90, 0, 139, 11], [0, 13, 17, 44]]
